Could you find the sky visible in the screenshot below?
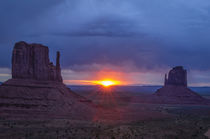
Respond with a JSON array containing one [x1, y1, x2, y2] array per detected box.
[[0, 0, 210, 86]]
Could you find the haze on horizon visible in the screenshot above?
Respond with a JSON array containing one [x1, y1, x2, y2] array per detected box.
[[0, 0, 210, 86]]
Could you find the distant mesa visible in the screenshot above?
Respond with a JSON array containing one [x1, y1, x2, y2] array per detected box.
[[155, 66, 207, 104], [0, 41, 94, 119]]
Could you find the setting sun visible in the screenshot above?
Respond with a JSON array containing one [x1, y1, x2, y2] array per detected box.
[[100, 81, 115, 87], [93, 80, 120, 87]]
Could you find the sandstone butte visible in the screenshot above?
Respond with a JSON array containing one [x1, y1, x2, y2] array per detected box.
[[0, 41, 95, 120], [154, 66, 208, 104]]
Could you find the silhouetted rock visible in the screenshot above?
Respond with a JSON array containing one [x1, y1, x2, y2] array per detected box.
[[164, 66, 187, 87], [155, 66, 208, 104], [0, 41, 94, 119], [12, 41, 62, 82]]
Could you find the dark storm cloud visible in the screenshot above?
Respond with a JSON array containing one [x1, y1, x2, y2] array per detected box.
[[46, 14, 146, 37], [0, 0, 63, 41], [1, 0, 210, 73], [0, 0, 64, 67]]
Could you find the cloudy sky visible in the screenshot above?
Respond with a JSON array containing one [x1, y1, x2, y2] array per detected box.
[[0, 0, 210, 86]]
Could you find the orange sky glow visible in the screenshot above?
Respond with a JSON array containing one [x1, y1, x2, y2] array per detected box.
[[63, 71, 130, 86]]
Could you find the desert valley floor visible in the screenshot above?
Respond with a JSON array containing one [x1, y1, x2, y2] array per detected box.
[[0, 85, 210, 139]]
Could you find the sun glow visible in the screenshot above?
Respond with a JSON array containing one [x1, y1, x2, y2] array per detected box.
[[63, 70, 128, 86], [93, 80, 120, 87], [100, 80, 115, 87]]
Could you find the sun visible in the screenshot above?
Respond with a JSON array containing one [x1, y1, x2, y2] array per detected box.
[[93, 80, 120, 87], [100, 81, 115, 87]]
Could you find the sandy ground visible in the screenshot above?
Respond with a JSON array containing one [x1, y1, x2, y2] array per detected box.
[[0, 90, 210, 138], [205, 129, 210, 138], [0, 110, 209, 139], [0, 102, 210, 138]]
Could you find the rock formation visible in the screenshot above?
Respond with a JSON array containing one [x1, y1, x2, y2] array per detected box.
[[164, 66, 187, 87], [0, 41, 94, 119], [155, 66, 207, 104], [12, 41, 62, 82]]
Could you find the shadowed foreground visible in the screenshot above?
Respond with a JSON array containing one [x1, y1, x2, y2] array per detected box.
[[0, 104, 210, 139]]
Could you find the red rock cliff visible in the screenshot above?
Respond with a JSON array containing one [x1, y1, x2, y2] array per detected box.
[[12, 41, 62, 82]]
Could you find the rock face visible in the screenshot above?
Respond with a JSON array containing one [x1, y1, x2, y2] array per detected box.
[[0, 41, 94, 119], [164, 66, 187, 87], [12, 41, 62, 82], [155, 66, 207, 104]]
